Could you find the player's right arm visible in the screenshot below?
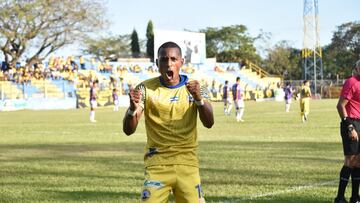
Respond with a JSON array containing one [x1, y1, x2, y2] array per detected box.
[[122, 87, 144, 135]]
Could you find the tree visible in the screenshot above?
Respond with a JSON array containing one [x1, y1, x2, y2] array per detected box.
[[131, 29, 140, 58], [146, 20, 154, 61], [83, 34, 131, 61], [0, 0, 106, 67], [322, 21, 360, 79], [262, 41, 301, 79], [200, 25, 260, 63]]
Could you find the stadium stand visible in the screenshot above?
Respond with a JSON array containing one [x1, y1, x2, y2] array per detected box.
[[1, 56, 284, 109]]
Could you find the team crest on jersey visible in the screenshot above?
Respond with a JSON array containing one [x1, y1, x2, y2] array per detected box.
[[170, 96, 179, 102], [141, 189, 151, 201]]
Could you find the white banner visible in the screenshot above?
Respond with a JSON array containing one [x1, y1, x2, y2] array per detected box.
[[154, 30, 206, 64]]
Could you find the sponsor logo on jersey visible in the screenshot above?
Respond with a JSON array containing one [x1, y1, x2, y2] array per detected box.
[[143, 180, 164, 189]]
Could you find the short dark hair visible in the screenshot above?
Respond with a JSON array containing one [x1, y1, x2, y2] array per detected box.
[[236, 77, 241, 81], [157, 41, 182, 57]]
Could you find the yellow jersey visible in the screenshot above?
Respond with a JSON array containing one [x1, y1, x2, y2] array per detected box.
[[137, 75, 209, 167], [300, 85, 311, 99]]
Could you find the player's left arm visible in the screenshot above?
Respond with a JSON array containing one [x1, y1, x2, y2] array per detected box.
[[186, 80, 214, 128]]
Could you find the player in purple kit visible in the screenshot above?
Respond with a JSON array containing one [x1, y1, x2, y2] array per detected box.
[[334, 60, 360, 203], [222, 80, 232, 115], [232, 77, 244, 122], [283, 82, 294, 112]]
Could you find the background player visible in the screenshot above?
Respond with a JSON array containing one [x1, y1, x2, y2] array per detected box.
[[89, 80, 98, 122], [222, 80, 232, 115], [112, 88, 119, 111], [300, 80, 311, 122], [283, 82, 294, 112], [232, 77, 245, 122]]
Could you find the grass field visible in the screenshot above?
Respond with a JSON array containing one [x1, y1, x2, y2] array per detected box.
[[0, 99, 347, 202]]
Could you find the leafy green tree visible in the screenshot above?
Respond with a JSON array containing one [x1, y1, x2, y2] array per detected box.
[[200, 25, 260, 63], [131, 29, 140, 58], [0, 0, 106, 67], [323, 21, 360, 79], [146, 20, 154, 61], [83, 34, 131, 61], [262, 41, 301, 79]]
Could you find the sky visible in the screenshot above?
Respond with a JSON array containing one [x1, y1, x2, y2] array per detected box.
[[61, 0, 360, 56]]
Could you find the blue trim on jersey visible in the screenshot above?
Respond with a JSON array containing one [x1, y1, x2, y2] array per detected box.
[[159, 75, 188, 89]]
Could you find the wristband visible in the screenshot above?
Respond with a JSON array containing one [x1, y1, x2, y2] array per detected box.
[[126, 108, 137, 117], [195, 99, 204, 106], [342, 117, 352, 127]]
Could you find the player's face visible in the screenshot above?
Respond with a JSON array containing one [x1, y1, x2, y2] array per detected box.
[[157, 47, 184, 86]]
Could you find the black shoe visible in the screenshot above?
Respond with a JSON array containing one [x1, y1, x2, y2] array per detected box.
[[350, 197, 360, 203], [334, 197, 348, 203]]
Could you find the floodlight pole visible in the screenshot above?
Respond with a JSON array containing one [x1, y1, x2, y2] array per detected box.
[[302, 0, 323, 94]]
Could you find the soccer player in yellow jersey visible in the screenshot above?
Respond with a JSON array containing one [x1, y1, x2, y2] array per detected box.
[[123, 41, 214, 203], [300, 80, 312, 122]]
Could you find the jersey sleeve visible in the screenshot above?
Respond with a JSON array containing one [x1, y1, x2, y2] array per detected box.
[[341, 79, 353, 101]]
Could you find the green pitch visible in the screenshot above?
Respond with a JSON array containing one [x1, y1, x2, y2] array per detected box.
[[0, 99, 345, 202]]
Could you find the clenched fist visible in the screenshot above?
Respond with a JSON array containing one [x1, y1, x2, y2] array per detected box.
[[129, 88, 142, 111], [186, 80, 202, 101]]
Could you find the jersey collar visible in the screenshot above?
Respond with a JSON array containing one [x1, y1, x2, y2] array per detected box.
[[159, 75, 188, 89]]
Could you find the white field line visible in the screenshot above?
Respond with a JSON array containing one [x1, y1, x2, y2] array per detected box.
[[218, 180, 337, 202]]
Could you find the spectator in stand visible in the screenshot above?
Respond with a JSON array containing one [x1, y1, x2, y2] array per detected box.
[[90, 58, 96, 70], [80, 56, 85, 70]]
